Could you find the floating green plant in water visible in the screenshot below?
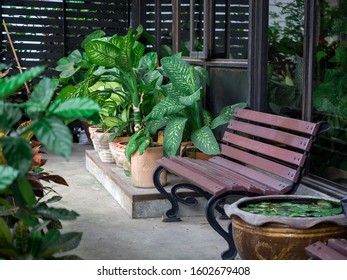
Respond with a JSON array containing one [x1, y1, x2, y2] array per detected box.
[[240, 200, 342, 217]]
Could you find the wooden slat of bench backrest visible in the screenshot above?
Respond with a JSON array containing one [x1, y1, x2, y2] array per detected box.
[[220, 143, 300, 182], [223, 132, 306, 166], [227, 120, 313, 151], [208, 156, 292, 194], [233, 108, 319, 135]]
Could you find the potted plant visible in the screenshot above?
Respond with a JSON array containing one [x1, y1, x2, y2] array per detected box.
[[83, 26, 167, 187], [224, 195, 347, 260], [144, 54, 247, 157], [0, 66, 100, 259]]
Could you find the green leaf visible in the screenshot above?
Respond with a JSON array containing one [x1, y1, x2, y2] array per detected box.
[[139, 52, 158, 71], [67, 49, 82, 63], [194, 65, 210, 85], [103, 116, 123, 128], [191, 126, 220, 155], [39, 231, 82, 258], [1, 137, 32, 178], [81, 30, 106, 49], [56, 62, 81, 79], [164, 117, 188, 157], [32, 117, 73, 159], [179, 88, 202, 106], [14, 220, 29, 254], [34, 204, 79, 220], [25, 78, 59, 116], [201, 108, 212, 127], [27, 230, 42, 257], [50, 97, 100, 119], [0, 101, 22, 130], [133, 42, 146, 68], [210, 102, 247, 129], [161, 55, 200, 96], [12, 177, 36, 209], [0, 67, 44, 99], [146, 116, 172, 135], [85, 40, 119, 67], [145, 96, 185, 120], [0, 217, 12, 247]]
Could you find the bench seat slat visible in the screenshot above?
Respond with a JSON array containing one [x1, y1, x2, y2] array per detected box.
[[171, 157, 271, 194], [223, 132, 306, 166], [305, 241, 347, 260], [328, 239, 347, 256], [208, 156, 292, 194], [157, 158, 229, 196], [221, 144, 300, 182], [234, 108, 319, 135], [227, 120, 313, 151]]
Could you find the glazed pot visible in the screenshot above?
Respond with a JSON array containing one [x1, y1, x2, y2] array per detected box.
[[224, 195, 347, 260]]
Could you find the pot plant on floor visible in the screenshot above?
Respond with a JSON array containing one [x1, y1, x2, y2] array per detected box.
[[224, 195, 347, 260], [0, 66, 100, 259]]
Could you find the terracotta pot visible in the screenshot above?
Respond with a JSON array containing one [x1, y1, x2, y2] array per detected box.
[[91, 130, 114, 163], [131, 144, 166, 188], [183, 147, 215, 160], [225, 195, 347, 260], [108, 136, 131, 170]]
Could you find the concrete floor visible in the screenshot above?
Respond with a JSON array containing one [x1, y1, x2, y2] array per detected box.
[[44, 144, 230, 260]]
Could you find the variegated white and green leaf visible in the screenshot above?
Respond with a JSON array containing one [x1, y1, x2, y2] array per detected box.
[[164, 117, 188, 157], [191, 126, 220, 155], [145, 96, 185, 120], [210, 102, 247, 129], [178, 88, 202, 106]]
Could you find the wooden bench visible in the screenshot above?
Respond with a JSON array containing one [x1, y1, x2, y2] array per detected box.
[[305, 239, 347, 260], [152, 108, 330, 260]]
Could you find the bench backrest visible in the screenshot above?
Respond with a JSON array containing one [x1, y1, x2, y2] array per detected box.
[[219, 108, 329, 194]]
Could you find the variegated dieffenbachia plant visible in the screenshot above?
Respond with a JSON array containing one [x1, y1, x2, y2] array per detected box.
[[144, 54, 247, 157]]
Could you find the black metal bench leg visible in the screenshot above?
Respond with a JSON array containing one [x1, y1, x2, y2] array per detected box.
[[153, 166, 182, 222], [206, 194, 237, 260]]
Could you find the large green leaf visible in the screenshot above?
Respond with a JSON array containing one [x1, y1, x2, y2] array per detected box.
[[0, 165, 19, 191], [145, 96, 185, 120], [191, 126, 220, 155], [133, 42, 146, 68], [210, 102, 247, 129], [179, 88, 202, 106], [81, 30, 106, 49], [12, 177, 36, 209], [1, 137, 32, 178], [85, 40, 119, 68], [139, 52, 158, 71], [0, 217, 12, 247], [161, 55, 200, 96], [32, 117, 73, 159], [164, 117, 188, 157], [34, 204, 79, 220], [0, 101, 22, 130], [194, 65, 210, 85], [39, 230, 82, 258], [146, 116, 173, 135], [25, 78, 59, 116], [115, 28, 136, 71], [14, 220, 29, 254], [0, 67, 44, 100], [50, 97, 100, 119]]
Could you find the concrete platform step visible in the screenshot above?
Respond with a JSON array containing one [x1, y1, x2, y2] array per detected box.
[[85, 150, 206, 218]]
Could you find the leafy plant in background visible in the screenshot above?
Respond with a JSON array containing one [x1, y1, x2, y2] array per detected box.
[[0, 66, 100, 259], [144, 54, 247, 157]]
